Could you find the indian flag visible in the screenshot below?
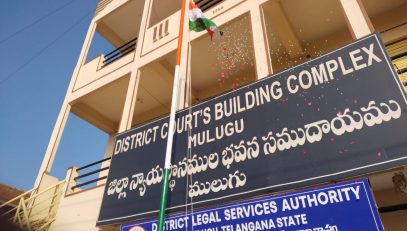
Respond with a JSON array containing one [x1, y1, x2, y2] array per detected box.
[[189, 0, 223, 40]]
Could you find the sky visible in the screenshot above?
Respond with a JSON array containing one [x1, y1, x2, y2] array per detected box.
[[0, 0, 111, 191]]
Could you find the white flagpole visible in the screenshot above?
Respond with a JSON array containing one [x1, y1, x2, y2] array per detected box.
[[157, 0, 189, 230]]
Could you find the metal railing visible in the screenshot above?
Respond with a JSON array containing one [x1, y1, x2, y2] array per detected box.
[[391, 51, 407, 87], [379, 203, 407, 213], [103, 38, 137, 67], [196, 0, 225, 12], [100, 0, 224, 67], [387, 38, 407, 87], [0, 180, 65, 231], [71, 157, 111, 190], [95, 0, 113, 16]]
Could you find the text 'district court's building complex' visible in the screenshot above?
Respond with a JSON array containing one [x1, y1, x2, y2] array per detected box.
[[33, 0, 407, 231]]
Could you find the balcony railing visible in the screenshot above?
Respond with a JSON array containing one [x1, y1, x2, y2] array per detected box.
[[95, 0, 113, 17], [103, 37, 137, 67], [392, 54, 407, 86], [71, 157, 111, 190], [388, 38, 407, 87], [196, 0, 225, 12]]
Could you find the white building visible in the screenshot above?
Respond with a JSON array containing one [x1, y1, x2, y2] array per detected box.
[[5, 0, 407, 230]]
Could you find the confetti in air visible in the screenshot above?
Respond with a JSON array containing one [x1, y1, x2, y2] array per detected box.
[[210, 16, 254, 90]]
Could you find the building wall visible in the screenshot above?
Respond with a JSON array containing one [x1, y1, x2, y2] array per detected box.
[[49, 186, 105, 231], [374, 188, 407, 230], [30, 174, 60, 220], [380, 211, 407, 231], [36, 0, 407, 230]]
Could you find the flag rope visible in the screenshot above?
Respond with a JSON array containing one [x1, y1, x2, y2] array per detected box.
[[186, 43, 195, 231]]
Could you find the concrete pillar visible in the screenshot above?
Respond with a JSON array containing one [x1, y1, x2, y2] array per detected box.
[[30, 174, 60, 219], [103, 134, 116, 158], [118, 70, 141, 132], [33, 103, 71, 190], [338, 0, 374, 39], [34, 18, 97, 190], [250, 4, 272, 78], [118, 0, 153, 132], [97, 134, 116, 186], [64, 166, 79, 196], [69, 20, 97, 93]]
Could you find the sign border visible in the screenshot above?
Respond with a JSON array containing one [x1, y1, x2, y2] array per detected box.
[[98, 32, 406, 225], [120, 179, 383, 231]]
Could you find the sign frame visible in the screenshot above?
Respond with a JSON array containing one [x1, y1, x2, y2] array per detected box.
[[97, 33, 407, 226], [120, 179, 384, 231]]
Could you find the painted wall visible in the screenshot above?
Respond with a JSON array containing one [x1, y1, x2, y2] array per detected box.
[[38, 0, 407, 230], [31, 174, 60, 220], [374, 188, 407, 231], [49, 186, 105, 231]]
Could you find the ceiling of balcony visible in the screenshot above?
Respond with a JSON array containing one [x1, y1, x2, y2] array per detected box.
[[149, 0, 181, 27], [97, 0, 145, 47], [369, 168, 407, 191], [362, 0, 407, 32], [267, 0, 349, 42], [361, 0, 406, 17], [132, 52, 175, 126], [71, 76, 130, 133], [262, 0, 353, 72]]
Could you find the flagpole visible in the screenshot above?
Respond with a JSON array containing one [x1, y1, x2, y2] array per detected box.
[[157, 0, 189, 230]]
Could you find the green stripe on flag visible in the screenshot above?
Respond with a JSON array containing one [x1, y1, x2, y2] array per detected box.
[[189, 17, 217, 32]]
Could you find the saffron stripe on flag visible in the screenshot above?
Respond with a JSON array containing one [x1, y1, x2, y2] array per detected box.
[[189, 0, 222, 40]]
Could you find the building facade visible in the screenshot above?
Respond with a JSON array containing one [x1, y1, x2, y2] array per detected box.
[[32, 0, 406, 230]]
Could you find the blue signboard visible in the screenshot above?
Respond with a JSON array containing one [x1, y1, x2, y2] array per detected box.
[[121, 179, 383, 231], [97, 33, 407, 226]]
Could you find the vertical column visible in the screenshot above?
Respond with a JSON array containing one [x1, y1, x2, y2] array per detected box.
[[338, 0, 374, 39], [34, 18, 98, 190], [64, 166, 79, 195], [250, 3, 272, 79], [97, 134, 116, 185], [177, 24, 191, 110], [68, 20, 97, 94], [103, 134, 116, 158], [118, 70, 140, 132], [33, 103, 71, 190], [118, 0, 154, 132]]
